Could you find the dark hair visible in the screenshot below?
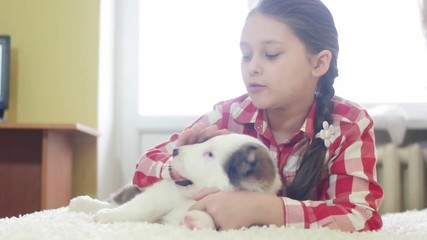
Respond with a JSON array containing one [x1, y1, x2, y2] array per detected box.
[[250, 0, 339, 200]]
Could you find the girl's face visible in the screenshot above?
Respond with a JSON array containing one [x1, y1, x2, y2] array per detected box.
[[240, 13, 320, 111]]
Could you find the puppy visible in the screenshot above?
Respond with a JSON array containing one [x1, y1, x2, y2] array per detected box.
[[69, 133, 282, 229]]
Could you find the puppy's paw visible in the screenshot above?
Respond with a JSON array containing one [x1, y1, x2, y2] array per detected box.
[[68, 196, 99, 213], [183, 210, 216, 230], [94, 208, 123, 223], [68, 195, 114, 214]]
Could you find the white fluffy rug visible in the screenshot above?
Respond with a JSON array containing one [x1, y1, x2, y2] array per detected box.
[[1, 207, 426, 240]]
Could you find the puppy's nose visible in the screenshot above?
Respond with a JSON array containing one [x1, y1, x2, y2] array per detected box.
[[172, 148, 179, 157]]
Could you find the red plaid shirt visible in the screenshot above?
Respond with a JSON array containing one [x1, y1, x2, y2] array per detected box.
[[133, 94, 383, 232]]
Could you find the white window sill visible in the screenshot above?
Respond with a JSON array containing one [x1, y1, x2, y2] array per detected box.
[[363, 102, 427, 145]]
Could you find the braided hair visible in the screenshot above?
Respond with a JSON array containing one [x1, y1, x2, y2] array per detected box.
[[251, 0, 339, 200]]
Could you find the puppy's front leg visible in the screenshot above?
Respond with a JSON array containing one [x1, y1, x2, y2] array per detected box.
[[184, 210, 216, 230], [95, 181, 176, 223], [69, 195, 116, 214]]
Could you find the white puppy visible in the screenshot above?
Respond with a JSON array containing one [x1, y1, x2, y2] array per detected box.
[[69, 133, 282, 229]]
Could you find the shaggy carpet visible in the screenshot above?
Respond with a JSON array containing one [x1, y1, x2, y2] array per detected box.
[[0, 207, 426, 240]]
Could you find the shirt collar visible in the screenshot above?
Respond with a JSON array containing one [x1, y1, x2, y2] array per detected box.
[[301, 101, 317, 141], [231, 94, 262, 124], [231, 94, 318, 141]]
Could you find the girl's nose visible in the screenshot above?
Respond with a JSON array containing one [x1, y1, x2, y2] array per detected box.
[[247, 58, 262, 76], [249, 67, 262, 76]]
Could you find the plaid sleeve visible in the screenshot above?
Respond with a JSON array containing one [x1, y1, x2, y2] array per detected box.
[[132, 104, 228, 190], [281, 112, 384, 232], [132, 134, 178, 189]]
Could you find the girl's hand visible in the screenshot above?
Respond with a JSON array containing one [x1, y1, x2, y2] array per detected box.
[[176, 123, 229, 147], [189, 189, 284, 230]]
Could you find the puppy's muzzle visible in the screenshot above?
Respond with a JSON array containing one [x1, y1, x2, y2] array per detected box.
[[171, 148, 193, 187]]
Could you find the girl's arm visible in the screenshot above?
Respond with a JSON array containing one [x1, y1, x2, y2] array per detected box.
[[191, 113, 383, 232], [279, 114, 383, 231], [132, 114, 227, 190]]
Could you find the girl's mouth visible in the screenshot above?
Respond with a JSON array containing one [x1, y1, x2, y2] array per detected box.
[[247, 83, 266, 94]]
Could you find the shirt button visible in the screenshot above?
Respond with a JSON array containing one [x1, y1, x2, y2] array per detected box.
[[365, 209, 373, 219]]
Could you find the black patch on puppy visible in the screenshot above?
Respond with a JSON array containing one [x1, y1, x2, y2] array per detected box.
[[110, 184, 141, 205], [225, 143, 276, 191]]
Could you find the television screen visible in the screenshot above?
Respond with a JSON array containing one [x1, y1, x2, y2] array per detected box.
[[0, 35, 10, 120]]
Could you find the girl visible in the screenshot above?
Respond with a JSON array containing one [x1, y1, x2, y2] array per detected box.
[[133, 0, 383, 232]]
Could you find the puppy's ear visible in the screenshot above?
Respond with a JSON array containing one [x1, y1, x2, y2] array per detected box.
[[225, 143, 276, 191]]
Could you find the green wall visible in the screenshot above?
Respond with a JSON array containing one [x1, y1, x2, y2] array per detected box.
[[0, 0, 101, 198], [0, 0, 99, 128]]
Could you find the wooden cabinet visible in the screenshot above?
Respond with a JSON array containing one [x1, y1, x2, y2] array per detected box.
[[0, 123, 98, 218]]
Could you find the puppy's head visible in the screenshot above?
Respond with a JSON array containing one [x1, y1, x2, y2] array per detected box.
[[171, 134, 281, 195]]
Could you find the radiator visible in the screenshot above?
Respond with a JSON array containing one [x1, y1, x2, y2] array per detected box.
[[376, 143, 427, 213]]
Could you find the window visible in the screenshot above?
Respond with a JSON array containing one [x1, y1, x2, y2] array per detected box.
[[139, 0, 249, 116], [139, 0, 427, 116], [323, 0, 427, 103]]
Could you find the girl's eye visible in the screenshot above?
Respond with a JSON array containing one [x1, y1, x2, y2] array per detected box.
[[204, 151, 214, 158], [266, 53, 281, 60], [242, 55, 252, 62]]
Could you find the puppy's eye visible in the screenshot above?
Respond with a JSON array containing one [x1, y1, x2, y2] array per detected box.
[[204, 151, 214, 158]]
